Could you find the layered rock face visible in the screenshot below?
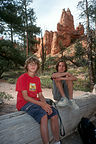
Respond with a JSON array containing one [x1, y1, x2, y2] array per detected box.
[[36, 8, 84, 57]]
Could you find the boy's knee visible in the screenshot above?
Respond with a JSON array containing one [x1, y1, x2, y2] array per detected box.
[[55, 79, 60, 82], [41, 114, 48, 121], [54, 79, 61, 84], [51, 114, 58, 121]]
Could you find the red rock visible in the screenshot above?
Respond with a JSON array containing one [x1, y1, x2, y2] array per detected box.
[[35, 8, 84, 57]]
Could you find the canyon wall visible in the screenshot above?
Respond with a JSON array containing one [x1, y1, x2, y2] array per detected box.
[[36, 8, 84, 57]]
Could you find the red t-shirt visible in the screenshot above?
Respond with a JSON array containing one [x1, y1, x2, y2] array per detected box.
[[16, 73, 42, 110]]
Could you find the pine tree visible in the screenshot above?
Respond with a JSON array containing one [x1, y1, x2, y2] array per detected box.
[[77, 0, 96, 90]]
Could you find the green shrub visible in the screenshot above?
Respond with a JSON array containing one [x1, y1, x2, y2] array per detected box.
[[73, 79, 90, 92], [40, 76, 53, 88], [2, 68, 24, 83], [7, 78, 16, 84], [0, 39, 26, 78], [0, 92, 13, 101], [44, 56, 57, 70]]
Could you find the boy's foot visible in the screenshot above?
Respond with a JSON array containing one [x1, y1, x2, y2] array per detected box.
[[57, 97, 68, 107], [68, 99, 79, 110], [54, 140, 62, 144]]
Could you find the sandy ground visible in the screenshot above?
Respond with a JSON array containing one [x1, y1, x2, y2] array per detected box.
[[0, 81, 87, 115]]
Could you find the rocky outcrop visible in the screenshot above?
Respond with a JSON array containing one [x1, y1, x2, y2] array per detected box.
[[43, 30, 53, 55], [51, 32, 59, 55], [76, 22, 84, 35], [36, 8, 84, 57], [57, 8, 75, 34]]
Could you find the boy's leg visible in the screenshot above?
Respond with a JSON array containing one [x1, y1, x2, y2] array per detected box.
[[21, 103, 50, 143], [50, 115, 60, 142], [40, 114, 49, 144], [53, 80, 79, 109], [52, 80, 62, 101], [66, 80, 73, 99], [54, 79, 66, 98], [66, 80, 79, 110], [53, 79, 69, 106], [40, 108, 60, 144]]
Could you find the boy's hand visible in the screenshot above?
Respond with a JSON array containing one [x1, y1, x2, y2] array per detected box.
[[40, 102, 52, 115], [38, 92, 53, 115]]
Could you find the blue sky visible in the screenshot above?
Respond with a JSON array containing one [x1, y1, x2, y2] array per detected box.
[[32, 0, 81, 35]]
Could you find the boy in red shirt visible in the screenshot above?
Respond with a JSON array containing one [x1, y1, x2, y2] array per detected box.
[[16, 56, 61, 144]]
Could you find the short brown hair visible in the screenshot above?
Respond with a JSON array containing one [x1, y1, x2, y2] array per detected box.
[[56, 59, 67, 72], [24, 56, 40, 72]]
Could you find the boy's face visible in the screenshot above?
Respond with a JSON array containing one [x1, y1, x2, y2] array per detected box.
[[58, 62, 66, 73], [27, 62, 38, 73]]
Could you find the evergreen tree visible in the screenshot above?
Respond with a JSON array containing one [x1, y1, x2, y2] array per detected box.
[[0, 0, 22, 42], [0, 0, 40, 54], [17, 0, 40, 56], [77, 0, 96, 90], [89, 0, 96, 34], [74, 41, 87, 66], [59, 40, 66, 58], [0, 39, 26, 78]]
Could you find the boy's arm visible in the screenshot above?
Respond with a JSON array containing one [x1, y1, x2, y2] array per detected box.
[[22, 90, 52, 115], [52, 72, 66, 79], [55, 76, 77, 81], [38, 92, 52, 115], [38, 92, 46, 102], [52, 72, 77, 81], [52, 72, 71, 78]]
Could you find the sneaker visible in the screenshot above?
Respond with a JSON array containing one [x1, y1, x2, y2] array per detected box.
[[57, 97, 69, 107], [68, 99, 79, 110], [54, 140, 62, 144]]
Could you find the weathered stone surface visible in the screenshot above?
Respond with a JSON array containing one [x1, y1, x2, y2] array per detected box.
[[35, 8, 84, 57], [57, 8, 75, 35], [35, 37, 42, 57], [76, 22, 84, 35], [51, 32, 59, 55], [43, 30, 53, 55]]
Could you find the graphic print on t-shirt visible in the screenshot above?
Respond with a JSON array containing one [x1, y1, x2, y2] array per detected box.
[[29, 83, 36, 91]]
